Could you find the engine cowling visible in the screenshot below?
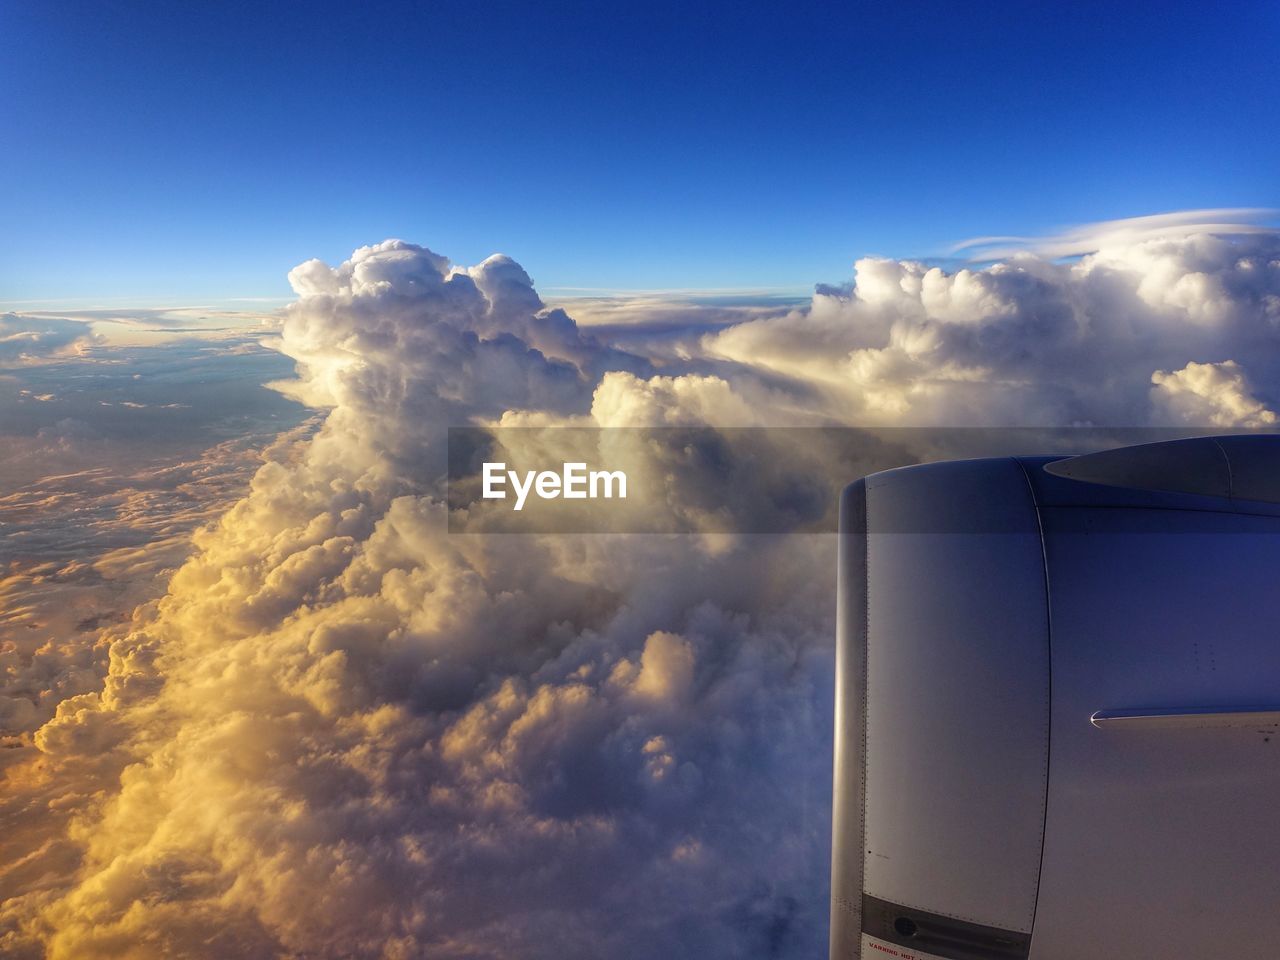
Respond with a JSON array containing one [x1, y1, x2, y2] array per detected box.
[[831, 436, 1280, 960]]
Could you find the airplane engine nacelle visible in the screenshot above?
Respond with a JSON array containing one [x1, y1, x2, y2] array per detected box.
[[831, 435, 1280, 960]]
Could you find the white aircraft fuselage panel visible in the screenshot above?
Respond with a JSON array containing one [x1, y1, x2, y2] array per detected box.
[[831, 436, 1280, 960]]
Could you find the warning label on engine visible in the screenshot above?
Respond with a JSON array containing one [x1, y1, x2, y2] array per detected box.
[[860, 932, 953, 960]]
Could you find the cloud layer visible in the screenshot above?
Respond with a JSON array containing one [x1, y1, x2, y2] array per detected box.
[[0, 314, 99, 365], [3, 225, 1279, 958]]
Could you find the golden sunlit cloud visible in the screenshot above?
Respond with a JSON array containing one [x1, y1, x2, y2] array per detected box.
[[3, 221, 1280, 958]]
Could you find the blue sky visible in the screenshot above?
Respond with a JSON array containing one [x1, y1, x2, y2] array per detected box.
[[3, 0, 1278, 304]]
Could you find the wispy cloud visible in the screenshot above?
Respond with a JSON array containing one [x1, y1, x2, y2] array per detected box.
[[950, 207, 1280, 261]]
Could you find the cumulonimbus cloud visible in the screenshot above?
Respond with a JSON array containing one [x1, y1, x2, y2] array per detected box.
[[3, 224, 1279, 958]]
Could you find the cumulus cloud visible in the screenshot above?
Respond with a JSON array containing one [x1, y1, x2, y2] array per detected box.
[[705, 229, 1280, 426], [1, 426, 316, 744], [1, 241, 830, 960], [4, 224, 1280, 959], [1151, 360, 1277, 427]]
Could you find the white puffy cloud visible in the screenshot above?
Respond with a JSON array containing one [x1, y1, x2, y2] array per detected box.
[[1, 241, 828, 960], [0, 426, 316, 741], [704, 230, 1280, 426], [4, 225, 1280, 959], [590, 371, 765, 426], [1151, 360, 1277, 427]]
